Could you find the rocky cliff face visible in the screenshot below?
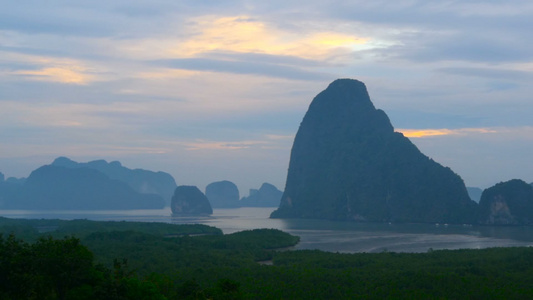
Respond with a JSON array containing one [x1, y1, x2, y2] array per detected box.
[[271, 79, 477, 223], [171, 185, 213, 215], [240, 183, 283, 207], [205, 180, 240, 208], [52, 157, 177, 205], [478, 179, 533, 225]]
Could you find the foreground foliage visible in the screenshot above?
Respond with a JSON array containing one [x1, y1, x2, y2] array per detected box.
[[0, 234, 165, 300], [1, 218, 532, 299]]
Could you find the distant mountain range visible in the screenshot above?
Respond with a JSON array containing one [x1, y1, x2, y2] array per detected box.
[[0, 157, 175, 210], [0, 158, 283, 212], [52, 157, 177, 205], [10, 165, 164, 210]]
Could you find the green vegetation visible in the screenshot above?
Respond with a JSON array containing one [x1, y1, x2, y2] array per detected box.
[[0, 217, 222, 241], [1, 217, 532, 299], [0, 234, 166, 300]]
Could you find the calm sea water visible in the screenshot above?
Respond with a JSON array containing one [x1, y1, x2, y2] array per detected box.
[[1, 207, 532, 253]]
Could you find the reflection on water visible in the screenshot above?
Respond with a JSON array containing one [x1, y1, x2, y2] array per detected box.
[[1, 207, 532, 253]]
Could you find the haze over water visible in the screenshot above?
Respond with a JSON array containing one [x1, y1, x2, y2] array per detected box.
[[1, 207, 531, 253]]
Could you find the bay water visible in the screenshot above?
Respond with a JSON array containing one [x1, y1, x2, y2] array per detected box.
[[1, 207, 532, 253]]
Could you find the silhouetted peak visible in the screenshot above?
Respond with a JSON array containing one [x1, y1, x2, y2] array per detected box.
[[301, 78, 392, 137], [110, 161, 122, 167], [88, 159, 109, 168], [52, 156, 77, 167], [326, 78, 368, 95], [309, 78, 375, 113], [259, 182, 279, 193]]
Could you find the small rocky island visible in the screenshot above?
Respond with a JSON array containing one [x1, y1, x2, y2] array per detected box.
[[240, 183, 283, 207], [171, 185, 213, 215], [478, 179, 533, 225], [205, 180, 240, 208], [271, 79, 477, 224]]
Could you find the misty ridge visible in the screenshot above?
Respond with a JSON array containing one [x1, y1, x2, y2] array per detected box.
[[0, 157, 283, 212], [1, 79, 533, 226]]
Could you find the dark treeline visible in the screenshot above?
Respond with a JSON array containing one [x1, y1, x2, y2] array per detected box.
[[1, 218, 532, 299]]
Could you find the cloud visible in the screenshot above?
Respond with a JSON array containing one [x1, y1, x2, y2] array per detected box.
[[0, 7, 110, 37], [405, 126, 533, 188], [398, 127, 497, 138], [398, 129, 454, 138], [264, 134, 295, 140], [207, 51, 327, 68], [436, 67, 532, 81], [0, 142, 170, 158], [1, 1, 532, 193], [136, 14, 376, 80], [184, 139, 268, 151], [107, 14, 369, 63], [395, 33, 533, 63], [173, 15, 367, 59], [182, 133, 296, 151], [310, 1, 533, 65], [0, 51, 98, 85], [155, 57, 330, 81], [12, 67, 93, 85]]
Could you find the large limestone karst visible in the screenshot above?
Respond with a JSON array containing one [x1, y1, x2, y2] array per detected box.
[[271, 79, 477, 223], [205, 180, 240, 208], [478, 179, 533, 225], [171, 185, 213, 215], [52, 157, 177, 205]]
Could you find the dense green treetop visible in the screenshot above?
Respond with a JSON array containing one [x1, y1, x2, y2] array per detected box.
[[0, 217, 532, 299]]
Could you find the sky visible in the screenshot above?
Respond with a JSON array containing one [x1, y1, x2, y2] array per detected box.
[[1, 0, 532, 195]]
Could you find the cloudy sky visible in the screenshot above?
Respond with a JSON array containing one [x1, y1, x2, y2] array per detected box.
[[1, 0, 532, 194]]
